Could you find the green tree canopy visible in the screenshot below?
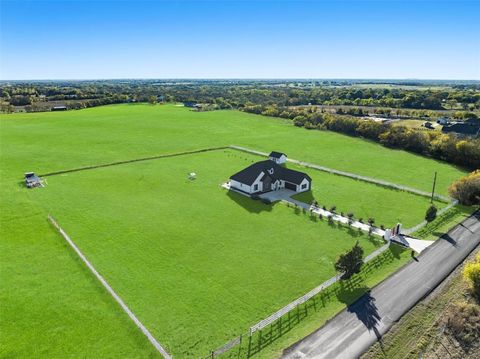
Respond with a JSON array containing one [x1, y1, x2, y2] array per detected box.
[[334, 241, 364, 279]]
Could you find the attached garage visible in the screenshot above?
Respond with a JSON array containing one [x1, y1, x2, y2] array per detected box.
[[229, 156, 312, 196], [285, 182, 296, 191]]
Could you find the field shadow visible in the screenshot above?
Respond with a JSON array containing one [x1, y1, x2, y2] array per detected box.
[[242, 245, 408, 358], [348, 291, 381, 339], [365, 232, 384, 247], [345, 225, 361, 237], [416, 206, 470, 238], [389, 244, 404, 259], [439, 233, 457, 247], [336, 280, 382, 340], [226, 190, 273, 213], [245, 274, 373, 358], [473, 210, 480, 220], [292, 190, 315, 204]]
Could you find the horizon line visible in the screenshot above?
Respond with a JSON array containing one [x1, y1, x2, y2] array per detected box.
[[1, 77, 479, 82]]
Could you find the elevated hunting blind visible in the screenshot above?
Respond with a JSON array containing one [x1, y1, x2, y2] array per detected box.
[[25, 172, 43, 188]]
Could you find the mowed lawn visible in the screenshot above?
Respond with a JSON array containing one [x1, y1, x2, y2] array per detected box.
[[27, 150, 384, 357], [291, 165, 447, 229]]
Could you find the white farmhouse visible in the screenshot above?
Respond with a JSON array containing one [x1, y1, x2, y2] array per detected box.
[[229, 158, 311, 195], [268, 151, 287, 164]]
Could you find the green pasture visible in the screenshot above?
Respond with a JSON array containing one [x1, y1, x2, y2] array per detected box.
[[0, 104, 470, 358], [26, 150, 386, 357], [1, 104, 466, 195]]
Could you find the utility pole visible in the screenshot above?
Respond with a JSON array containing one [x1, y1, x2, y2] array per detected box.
[[430, 171, 437, 204]]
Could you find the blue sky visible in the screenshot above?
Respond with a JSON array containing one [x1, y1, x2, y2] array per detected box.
[[1, 1, 479, 80]]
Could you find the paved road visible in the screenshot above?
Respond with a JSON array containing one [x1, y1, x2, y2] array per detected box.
[[282, 211, 480, 359]]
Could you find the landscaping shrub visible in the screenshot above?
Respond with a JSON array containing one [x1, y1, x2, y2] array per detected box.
[[449, 170, 480, 206], [463, 253, 480, 301], [425, 205, 438, 222]]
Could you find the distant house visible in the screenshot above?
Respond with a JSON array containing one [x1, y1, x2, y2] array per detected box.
[[51, 105, 67, 111], [436, 117, 450, 125], [229, 156, 311, 195], [442, 121, 480, 138], [268, 151, 287, 164]]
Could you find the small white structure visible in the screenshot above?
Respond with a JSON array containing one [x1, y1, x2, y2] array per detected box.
[[268, 151, 287, 164], [188, 172, 197, 180], [229, 157, 311, 196]]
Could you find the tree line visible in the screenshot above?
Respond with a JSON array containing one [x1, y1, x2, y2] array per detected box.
[[241, 104, 480, 170], [1, 80, 479, 112]]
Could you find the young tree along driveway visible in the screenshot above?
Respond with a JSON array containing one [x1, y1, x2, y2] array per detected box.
[[282, 211, 480, 359]]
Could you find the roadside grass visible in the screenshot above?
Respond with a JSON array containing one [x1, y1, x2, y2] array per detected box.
[[0, 104, 469, 358], [362, 271, 465, 359], [362, 248, 480, 359], [413, 205, 478, 240], [27, 149, 387, 357], [232, 245, 411, 359]]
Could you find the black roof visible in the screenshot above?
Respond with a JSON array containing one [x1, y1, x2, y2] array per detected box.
[[442, 123, 480, 136], [25, 174, 40, 183], [269, 151, 286, 158], [230, 160, 311, 186], [465, 118, 480, 125]]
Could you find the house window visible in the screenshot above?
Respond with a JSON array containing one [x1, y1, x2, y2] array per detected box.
[[254, 184, 259, 191], [302, 183, 307, 189]]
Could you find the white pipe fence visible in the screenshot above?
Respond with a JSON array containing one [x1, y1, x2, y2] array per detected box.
[[48, 215, 172, 359], [212, 335, 242, 357], [248, 241, 391, 335], [203, 240, 392, 358], [402, 200, 459, 235], [45, 146, 458, 359], [229, 145, 451, 202]]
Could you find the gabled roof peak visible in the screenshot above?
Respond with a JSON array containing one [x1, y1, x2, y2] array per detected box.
[[230, 160, 310, 186], [269, 151, 286, 158]]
